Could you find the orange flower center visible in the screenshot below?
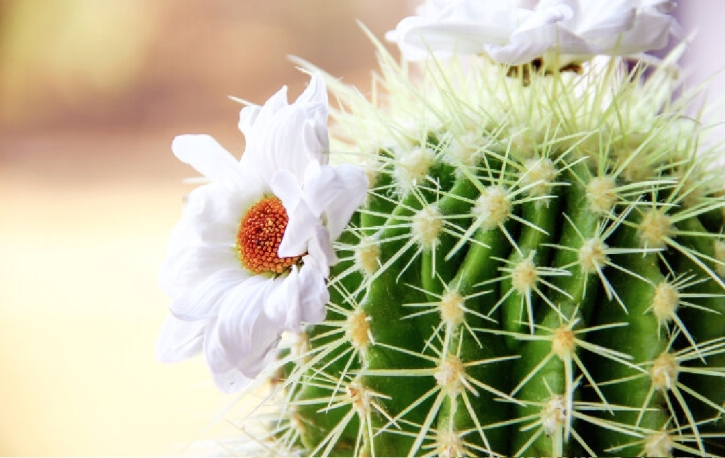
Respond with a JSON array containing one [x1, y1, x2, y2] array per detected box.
[[237, 197, 301, 275]]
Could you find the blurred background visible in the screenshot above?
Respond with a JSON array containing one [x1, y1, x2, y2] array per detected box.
[[0, 0, 409, 455], [0, 0, 723, 455]]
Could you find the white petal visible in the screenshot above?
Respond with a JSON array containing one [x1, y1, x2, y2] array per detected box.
[[612, 8, 676, 54], [302, 115, 330, 165], [566, 0, 675, 54], [265, 261, 329, 332], [389, 1, 529, 60], [172, 135, 244, 191], [567, 3, 634, 41], [262, 108, 324, 182], [296, 258, 329, 325], [237, 74, 330, 198], [168, 266, 244, 320], [270, 169, 303, 209], [524, 2, 574, 30], [277, 199, 319, 258], [159, 182, 251, 305], [204, 277, 282, 379], [298, 76, 330, 162], [300, 161, 369, 240], [239, 76, 328, 185], [388, 0, 678, 63], [265, 268, 301, 329], [316, 164, 369, 240], [238, 85, 289, 141], [272, 169, 320, 258], [273, 162, 367, 259], [488, 4, 578, 64], [160, 243, 239, 300], [307, 225, 337, 270], [295, 73, 328, 111], [395, 19, 512, 59], [155, 315, 209, 363], [172, 185, 251, 252], [300, 160, 339, 216], [252, 85, 291, 127]]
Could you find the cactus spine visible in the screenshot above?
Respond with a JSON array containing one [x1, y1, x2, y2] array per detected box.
[[251, 37, 725, 457]]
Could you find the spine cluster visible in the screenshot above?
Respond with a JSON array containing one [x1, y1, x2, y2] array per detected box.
[[252, 39, 725, 457]]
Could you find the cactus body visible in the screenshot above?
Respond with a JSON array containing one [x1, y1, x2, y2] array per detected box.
[[254, 41, 725, 457]]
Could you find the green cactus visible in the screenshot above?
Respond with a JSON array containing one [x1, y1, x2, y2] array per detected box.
[[245, 35, 725, 457]]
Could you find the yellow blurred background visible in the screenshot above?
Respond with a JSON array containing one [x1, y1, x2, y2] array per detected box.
[[0, 0, 409, 455], [1, 0, 724, 455]]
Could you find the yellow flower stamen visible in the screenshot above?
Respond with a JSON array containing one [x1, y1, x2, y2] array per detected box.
[[237, 197, 301, 274]]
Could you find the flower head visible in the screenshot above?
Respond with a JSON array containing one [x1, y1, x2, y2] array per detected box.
[[156, 74, 369, 393], [387, 0, 678, 67]]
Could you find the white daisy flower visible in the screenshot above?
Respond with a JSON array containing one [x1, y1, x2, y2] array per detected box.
[[156, 74, 369, 393], [387, 0, 678, 67]]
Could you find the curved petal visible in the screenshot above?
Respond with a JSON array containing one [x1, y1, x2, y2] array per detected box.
[[299, 161, 369, 239], [172, 135, 245, 192], [389, 1, 530, 60], [611, 7, 676, 54], [239, 75, 329, 186], [302, 115, 330, 165], [204, 277, 282, 379], [395, 19, 513, 60], [265, 261, 329, 332], [264, 268, 301, 330], [277, 199, 319, 259], [567, 2, 635, 42], [255, 107, 326, 184], [306, 226, 337, 270], [388, 0, 678, 63], [270, 169, 303, 209], [488, 3, 578, 64], [296, 257, 330, 325], [273, 161, 367, 259], [238, 85, 289, 141], [298, 75, 330, 163], [168, 266, 245, 320], [160, 243, 239, 300], [300, 160, 338, 217], [295, 73, 328, 111], [524, 2, 574, 31], [316, 164, 370, 240], [171, 184, 253, 251], [271, 169, 320, 258], [155, 315, 209, 363], [160, 183, 251, 305]]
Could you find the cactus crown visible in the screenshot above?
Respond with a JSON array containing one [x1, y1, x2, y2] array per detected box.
[[219, 29, 725, 458]]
